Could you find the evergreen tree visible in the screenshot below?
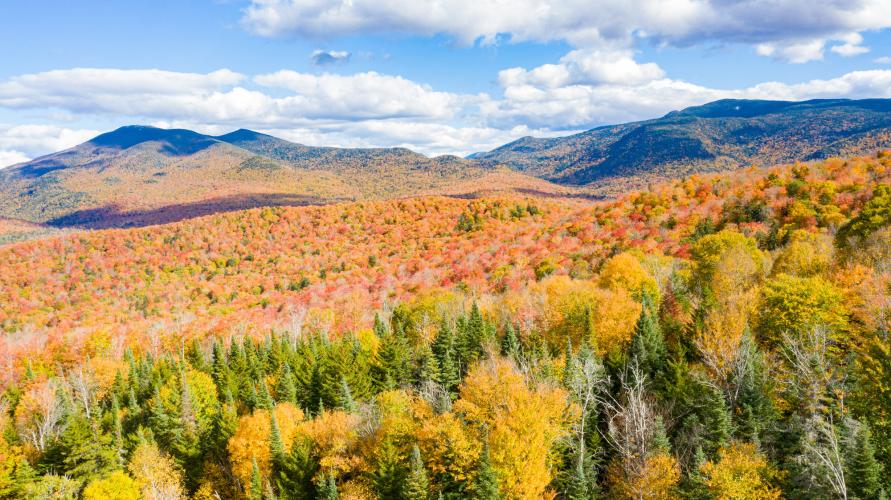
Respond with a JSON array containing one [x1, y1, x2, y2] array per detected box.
[[110, 394, 124, 467], [339, 377, 357, 413], [257, 381, 275, 410], [275, 362, 298, 404], [250, 457, 264, 500], [414, 342, 441, 386], [471, 442, 500, 500], [433, 321, 460, 390], [371, 438, 406, 499], [847, 423, 886, 500], [317, 473, 339, 500], [500, 323, 520, 360], [58, 410, 117, 482], [371, 325, 411, 391], [628, 291, 666, 382], [403, 445, 431, 499]]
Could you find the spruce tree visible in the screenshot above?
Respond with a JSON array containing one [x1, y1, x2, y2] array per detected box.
[[471, 443, 500, 500], [628, 291, 666, 382], [275, 363, 298, 405], [403, 445, 431, 500], [339, 377, 357, 413], [433, 321, 460, 390], [500, 323, 520, 360], [847, 423, 886, 500], [250, 457, 264, 500], [110, 394, 124, 467], [317, 473, 339, 500], [414, 342, 441, 387], [371, 438, 406, 499], [371, 325, 411, 391]]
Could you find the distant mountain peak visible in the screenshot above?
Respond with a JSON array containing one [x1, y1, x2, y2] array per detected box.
[[88, 125, 220, 156], [214, 129, 273, 143]]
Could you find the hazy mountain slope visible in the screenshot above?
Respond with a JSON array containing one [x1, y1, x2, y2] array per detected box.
[[473, 98, 891, 193]]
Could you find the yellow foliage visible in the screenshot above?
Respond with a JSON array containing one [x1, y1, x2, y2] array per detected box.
[[299, 409, 362, 478], [83, 470, 141, 500], [757, 273, 848, 344], [771, 230, 833, 277], [227, 403, 304, 487], [599, 251, 661, 303], [700, 442, 781, 500], [608, 452, 680, 500], [128, 441, 186, 500], [414, 404, 481, 488], [454, 359, 573, 499]]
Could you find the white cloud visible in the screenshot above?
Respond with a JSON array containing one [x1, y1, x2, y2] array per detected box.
[[499, 49, 665, 88], [756, 39, 826, 64], [0, 150, 29, 169], [830, 33, 870, 57], [487, 69, 891, 129], [311, 50, 351, 65], [0, 124, 98, 158], [2, 65, 891, 159], [875, 56, 891, 64], [241, 0, 891, 62], [254, 70, 469, 119]]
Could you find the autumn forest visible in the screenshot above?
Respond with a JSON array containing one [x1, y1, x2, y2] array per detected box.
[[0, 150, 887, 499]]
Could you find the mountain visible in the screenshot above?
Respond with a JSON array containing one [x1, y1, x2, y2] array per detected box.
[[0, 126, 568, 229], [473, 98, 891, 194]]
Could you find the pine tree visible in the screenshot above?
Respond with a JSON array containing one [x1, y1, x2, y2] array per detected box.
[[500, 323, 520, 359], [110, 394, 124, 467], [471, 443, 500, 500], [275, 362, 298, 404], [847, 423, 886, 500], [339, 377, 357, 412], [403, 445, 431, 500], [652, 415, 671, 455], [374, 313, 388, 338], [371, 438, 406, 499], [414, 342, 441, 386], [629, 291, 666, 382], [317, 473, 339, 500], [371, 325, 411, 391], [250, 457, 264, 500], [433, 321, 460, 390], [257, 381, 274, 410]]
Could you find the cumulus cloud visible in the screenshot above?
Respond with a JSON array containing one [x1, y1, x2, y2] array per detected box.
[[2, 65, 891, 158], [0, 124, 98, 168], [311, 50, 351, 65], [830, 33, 870, 57], [0, 150, 29, 169], [241, 0, 891, 62]]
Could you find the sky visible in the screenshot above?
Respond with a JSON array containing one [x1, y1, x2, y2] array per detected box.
[[2, 0, 891, 166]]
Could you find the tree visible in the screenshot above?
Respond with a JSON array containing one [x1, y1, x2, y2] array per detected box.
[[757, 273, 848, 346], [317, 473, 339, 500], [837, 184, 891, 250], [403, 445, 431, 500], [128, 440, 186, 500], [275, 363, 298, 405], [227, 403, 305, 488], [628, 292, 667, 382], [846, 423, 886, 500], [83, 470, 141, 500], [700, 442, 780, 500], [499, 323, 520, 360], [470, 443, 499, 500], [249, 458, 263, 500]]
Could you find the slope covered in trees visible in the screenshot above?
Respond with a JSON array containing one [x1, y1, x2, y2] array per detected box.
[[473, 98, 891, 195], [0, 126, 570, 230], [0, 153, 889, 498]]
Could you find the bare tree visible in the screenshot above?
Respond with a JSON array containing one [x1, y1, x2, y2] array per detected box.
[[18, 379, 66, 452], [599, 363, 659, 487]]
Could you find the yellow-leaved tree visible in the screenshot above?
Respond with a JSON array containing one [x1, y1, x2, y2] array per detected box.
[[82, 470, 141, 500], [227, 402, 304, 488], [454, 358, 573, 499], [700, 442, 781, 500]]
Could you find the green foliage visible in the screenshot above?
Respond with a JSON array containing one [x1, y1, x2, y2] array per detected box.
[[837, 184, 891, 248]]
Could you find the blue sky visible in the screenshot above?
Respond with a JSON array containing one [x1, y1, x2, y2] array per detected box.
[[2, 0, 891, 166]]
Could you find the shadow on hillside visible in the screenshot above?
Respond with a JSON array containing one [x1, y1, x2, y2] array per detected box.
[[46, 193, 353, 230]]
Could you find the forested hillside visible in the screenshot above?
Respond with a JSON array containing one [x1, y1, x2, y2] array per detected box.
[[0, 153, 889, 498], [473, 98, 891, 195]]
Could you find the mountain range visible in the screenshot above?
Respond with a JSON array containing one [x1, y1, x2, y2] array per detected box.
[[2, 98, 890, 230], [472, 98, 891, 194]]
